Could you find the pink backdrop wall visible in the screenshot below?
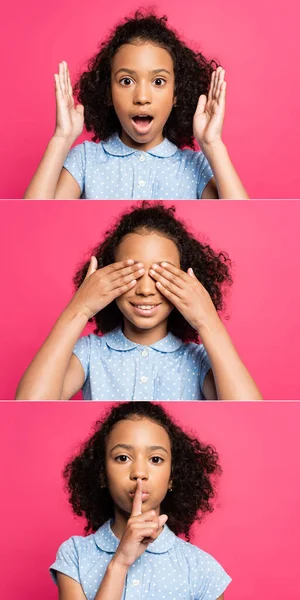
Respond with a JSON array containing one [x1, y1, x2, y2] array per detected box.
[[1, 0, 299, 198], [1, 401, 300, 600], [0, 200, 299, 400]]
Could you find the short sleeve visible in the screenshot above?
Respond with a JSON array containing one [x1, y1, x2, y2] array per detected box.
[[196, 153, 214, 198], [194, 552, 232, 599], [50, 538, 80, 585], [64, 143, 86, 194], [197, 345, 212, 393], [73, 335, 91, 381]]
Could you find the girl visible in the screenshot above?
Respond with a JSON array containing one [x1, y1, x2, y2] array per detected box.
[[24, 11, 248, 200], [16, 202, 262, 400], [50, 401, 231, 600]]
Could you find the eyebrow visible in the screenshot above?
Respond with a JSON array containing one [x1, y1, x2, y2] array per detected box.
[[110, 443, 169, 454], [114, 68, 171, 76]]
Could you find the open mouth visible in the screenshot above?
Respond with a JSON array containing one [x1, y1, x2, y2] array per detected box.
[[131, 115, 154, 133]]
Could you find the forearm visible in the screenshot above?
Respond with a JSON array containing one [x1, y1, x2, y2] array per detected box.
[[95, 559, 127, 600], [15, 305, 88, 400], [23, 135, 75, 199], [199, 316, 262, 400], [201, 140, 249, 199]]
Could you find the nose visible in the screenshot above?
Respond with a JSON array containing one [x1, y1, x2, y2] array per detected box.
[[133, 81, 152, 105], [134, 269, 156, 296], [130, 458, 149, 481]]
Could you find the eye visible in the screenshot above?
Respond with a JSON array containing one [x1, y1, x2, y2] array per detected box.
[[115, 455, 130, 462], [153, 78, 166, 86], [119, 77, 134, 86], [150, 456, 164, 464]]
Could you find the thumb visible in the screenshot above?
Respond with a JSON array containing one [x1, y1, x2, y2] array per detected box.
[[194, 94, 207, 116], [76, 103, 84, 117], [85, 256, 98, 279]]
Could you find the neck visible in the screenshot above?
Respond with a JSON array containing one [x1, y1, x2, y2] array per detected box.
[[123, 319, 168, 346]]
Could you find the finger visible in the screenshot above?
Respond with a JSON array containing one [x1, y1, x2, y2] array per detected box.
[[195, 94, 207, 116], [155, 281, 180, 305], [104, 259, 135, 276], [131, 479, 142, 517], [187, 267, 196, 278], [54, 74, 63, 100], [85, 256, 98, 279], [158, 514, 168, 528], [59, 62, 66, 96], [66, 63, 73, 97], [111, 268, 144, 290], [208, 70, 215, 102], [76, 104, 84, 117], [154, 262, 190, 282], [216, 68, 225, 102], [218, 80, 226, 108], [63, 61, 69, 97], [150, 263, 186, 289], [109, 262, 144, 283], [152, 273, 184, 299]]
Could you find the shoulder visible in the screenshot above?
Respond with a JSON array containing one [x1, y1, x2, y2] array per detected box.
[[67, 140, 107, 161], [57, 531, 97, 558], [173, 538, 231, 595], [180, 341, 208, 359]]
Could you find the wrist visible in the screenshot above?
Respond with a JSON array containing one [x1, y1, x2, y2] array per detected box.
[[51, 132, 77, 148], [60, 302, 90, 326], [196, 312, 222, 337], [109, 556, 129, 575], [199, 139, 227, 158]]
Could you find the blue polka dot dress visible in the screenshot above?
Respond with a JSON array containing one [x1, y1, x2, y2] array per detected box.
[[72, 327, 212, 400], [63, 134, 213, 199], [50, 520, 231, 599]]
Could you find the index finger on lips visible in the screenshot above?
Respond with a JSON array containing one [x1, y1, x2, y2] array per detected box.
[[131, 479, 142, 517]]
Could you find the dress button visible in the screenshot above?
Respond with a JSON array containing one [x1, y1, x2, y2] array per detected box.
[[139, 154, 146, 162], [138, 180, 145, 187], [141, 349, 148, 357], [140, 376, 148, 383], [132, 579, 140, 586]]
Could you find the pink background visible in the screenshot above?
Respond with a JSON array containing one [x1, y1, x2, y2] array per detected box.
[[1, 401, 300, 600], [0, 199, 300, 400], [1, 0, 300, 198]]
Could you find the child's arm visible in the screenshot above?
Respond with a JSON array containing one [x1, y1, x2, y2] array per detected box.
[[24, 62, 83, 199], [149, 262, 262, 401], [194, 67, 249, 200], [16, 258, 144, 400]]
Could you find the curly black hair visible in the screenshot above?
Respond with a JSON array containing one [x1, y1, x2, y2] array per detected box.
[[63, 402, 221, 540], [74, 201, 233, 343], [75, 10, 218, 148]]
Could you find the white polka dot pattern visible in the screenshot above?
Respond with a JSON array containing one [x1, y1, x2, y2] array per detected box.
[[72, 327, 212, 401], [63, 134, 213, 200], [50, 520, 231, 599]]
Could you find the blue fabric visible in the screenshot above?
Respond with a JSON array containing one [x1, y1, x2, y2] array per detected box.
[[63, 134, 213, 199], [50, 520, 231, 600], [73, 327, 212, 401]]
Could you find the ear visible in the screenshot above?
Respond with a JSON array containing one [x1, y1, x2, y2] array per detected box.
[[173, 95, 177, 107], [168, 479, 173, 491]]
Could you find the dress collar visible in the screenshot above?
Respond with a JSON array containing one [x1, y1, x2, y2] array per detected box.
[[95, 519, 176, 554], [103, 327, 183, 353], [102, 133, 178, 158]]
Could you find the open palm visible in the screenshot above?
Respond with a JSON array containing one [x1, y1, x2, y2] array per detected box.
[[54, 61, 84, 141], [193, 67, 226, 147]]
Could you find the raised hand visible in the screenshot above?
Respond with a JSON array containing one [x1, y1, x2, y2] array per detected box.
[[68, 256, 145, 319], [53, 61, 84, 141], [149, 262, 218, 332], [113, 479, 168, 570], [193, 67, 226, 148]]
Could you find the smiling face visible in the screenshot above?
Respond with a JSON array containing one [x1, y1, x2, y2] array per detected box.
[[115, 230, 181, 344], [105, 417, 172, 520], [111, 41, 176, 151]]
